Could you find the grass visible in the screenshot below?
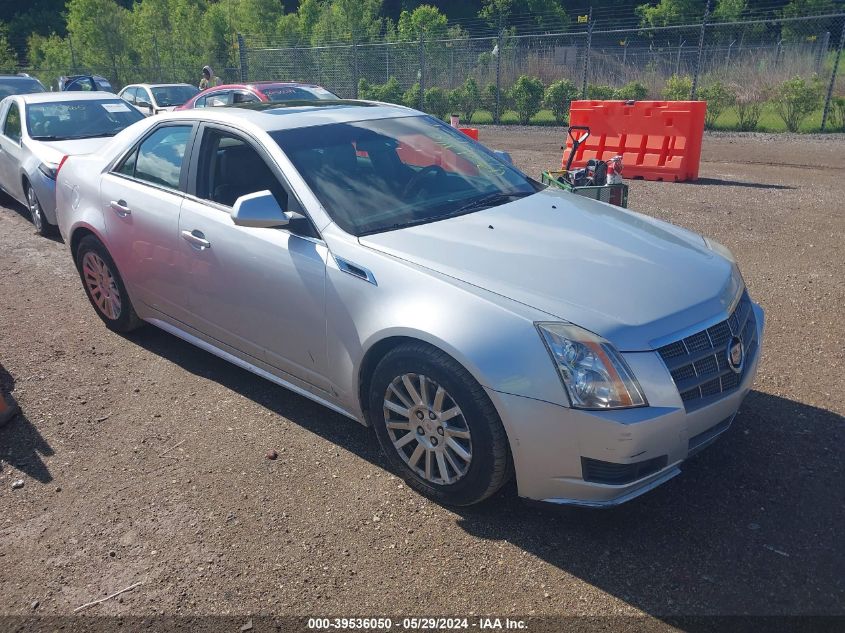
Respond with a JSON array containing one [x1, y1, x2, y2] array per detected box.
[[461, 104, 844, 132]]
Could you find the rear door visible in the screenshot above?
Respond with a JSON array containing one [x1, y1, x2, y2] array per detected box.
[[99, 122, 197, 322], [178, 123, 330, 391]]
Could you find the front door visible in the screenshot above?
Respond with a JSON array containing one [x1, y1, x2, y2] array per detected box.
[[178, 124, 330, 391], [99, 123, 196, 322]]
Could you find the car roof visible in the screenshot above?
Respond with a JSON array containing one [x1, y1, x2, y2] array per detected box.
[[162, 100, 417, 132], [200, 81, 328, 92], [124, 83, 195, 89], [18, 91, 121, 104]]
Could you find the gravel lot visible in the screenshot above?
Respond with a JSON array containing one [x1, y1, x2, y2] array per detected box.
[[1, 129, 843, 626]]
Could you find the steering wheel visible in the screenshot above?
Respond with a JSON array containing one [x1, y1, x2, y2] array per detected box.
[[402, 165, 447, 199]]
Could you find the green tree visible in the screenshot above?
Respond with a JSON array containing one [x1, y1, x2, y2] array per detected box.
[[480, 0, 568, 33], [28, 32, 73, 77], [0, 31, 17, 71], [781, 0, 835, 40], [636, 0, 703, 27], [132, 0, 207, 83], [396, 5, 448, 41], [543, 79, 579, 123], [509, 75, 544, 124], [66, 0, 132, 83]]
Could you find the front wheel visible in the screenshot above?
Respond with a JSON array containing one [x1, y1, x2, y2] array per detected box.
[[26, 183, 51, 237], [368, 342, 512, 506], [75, 235, 143, 333]]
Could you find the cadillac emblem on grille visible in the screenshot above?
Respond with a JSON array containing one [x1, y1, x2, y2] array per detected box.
[[727, 336, 744, 373]]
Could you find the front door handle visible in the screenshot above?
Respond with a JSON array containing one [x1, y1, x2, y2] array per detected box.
[[181, 229, 211, 250], [110, 199, 131, 217]]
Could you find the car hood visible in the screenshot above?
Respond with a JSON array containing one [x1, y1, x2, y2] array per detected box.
[[359, 189, 742, 351], [29, 137, 113, 164]]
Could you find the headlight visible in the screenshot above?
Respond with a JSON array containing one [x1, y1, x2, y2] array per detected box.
[[38, 162, 59, 180], [536, 323, 647, 410]]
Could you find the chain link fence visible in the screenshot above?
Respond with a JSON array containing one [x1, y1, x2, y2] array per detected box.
[[242, 9, 845, 131]]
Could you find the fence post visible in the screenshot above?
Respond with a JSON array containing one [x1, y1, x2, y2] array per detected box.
[[690, 0, 711, 100], [580, 7, 593, 99], [419, 32, 426, 110], [495, 21, 503, 124], [353, 39, 359, 98], [821, 20, 845, 132], [237, 34, 248, 82]]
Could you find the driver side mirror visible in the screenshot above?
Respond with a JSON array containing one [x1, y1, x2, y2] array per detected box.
[[231, 190, 290, 228], [136, 100, 153, 112]]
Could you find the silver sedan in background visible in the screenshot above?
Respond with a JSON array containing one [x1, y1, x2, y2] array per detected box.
[[118, 83, 199, 116], [0, 91, 144, 236], [55, 103, 764, 507]]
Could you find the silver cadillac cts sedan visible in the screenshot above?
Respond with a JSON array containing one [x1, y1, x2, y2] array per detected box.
[[55, 102, 764, 507]]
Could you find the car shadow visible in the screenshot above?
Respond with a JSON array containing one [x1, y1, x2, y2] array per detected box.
[[0, 363, 54, 484], [125, 327, 844, 621], [0, 191, 64, 244]]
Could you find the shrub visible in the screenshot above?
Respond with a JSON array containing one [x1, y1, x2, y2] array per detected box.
[[357, 78, 374, 99], [447, 77, 481, 123], [424, 86, 449, 119], [483, 82, 507, 121], [509, 75, 545, 124], [773, 76, 824, 132], [377, 77, 404, 105], [829, 96, 845, 130], [732, 82, 765, 131], [699, 81, 737, 129], [663, 74, 693, 100], [587, 83, 615, 100], [402, 82, 421, 110], [544, 79, 579, 124], [615, 80, 648, 101]]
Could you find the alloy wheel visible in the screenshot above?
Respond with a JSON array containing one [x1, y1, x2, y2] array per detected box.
[[27, 186, 44, 233], [383, 373, 472, 485], [81, 251, 123, 320]]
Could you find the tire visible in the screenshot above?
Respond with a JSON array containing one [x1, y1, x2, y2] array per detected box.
[[368, 342, 512, 506], [75, 235, 143, 333], [26, 182, 52, 237]]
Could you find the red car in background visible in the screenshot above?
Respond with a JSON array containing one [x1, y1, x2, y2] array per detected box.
[[176, 81, 340, 109]]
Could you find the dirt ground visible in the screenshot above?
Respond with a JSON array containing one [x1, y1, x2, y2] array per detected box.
[[0, 128, 843, 628]]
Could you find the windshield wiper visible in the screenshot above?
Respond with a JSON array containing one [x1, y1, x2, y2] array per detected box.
[[64, 131, 119, 140], [30, 135, 65, 141], [451, 190, 533, 214]]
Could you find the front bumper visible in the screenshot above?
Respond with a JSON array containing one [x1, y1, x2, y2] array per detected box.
[[487, 302, 764, 507]]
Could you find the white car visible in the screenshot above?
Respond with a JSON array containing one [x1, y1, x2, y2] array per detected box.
[[119, 83, 199, 116]]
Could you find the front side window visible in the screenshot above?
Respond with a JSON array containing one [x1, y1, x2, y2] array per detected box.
[[122, 87, 137, 104], [25, 99, 144, 141], [205, 92, 232, 107], [271, 115, 537, 236], [118, 125, 192, 190], [196, 129, 288, 209], [3, 103, 21, 142]]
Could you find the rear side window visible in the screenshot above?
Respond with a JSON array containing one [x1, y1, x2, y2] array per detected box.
[[117, 125, 192, 190], [3, 103, 21, 142]]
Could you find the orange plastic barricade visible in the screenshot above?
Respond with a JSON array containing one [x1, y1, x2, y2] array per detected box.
[[564, 100, 706, 182], [459, 127, 479, 140]]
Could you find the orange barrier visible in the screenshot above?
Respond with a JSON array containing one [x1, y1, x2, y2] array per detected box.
[[564, 100, 706, 182], [459, 127, 479, 140]]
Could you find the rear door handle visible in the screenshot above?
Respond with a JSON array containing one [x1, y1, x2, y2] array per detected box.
[[181, 229, 211, 250], [110, 200, 131, 217]]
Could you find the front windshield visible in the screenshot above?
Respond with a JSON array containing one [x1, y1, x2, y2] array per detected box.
[[26, 99, 145, 141], [271, 115, 537, 236], [264, 86, 338, 102], [152, 85, 199, 107], [0, 79, 45, 98]]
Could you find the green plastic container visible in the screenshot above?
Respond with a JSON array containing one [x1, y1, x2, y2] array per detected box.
[[541, 170, 629, 208]]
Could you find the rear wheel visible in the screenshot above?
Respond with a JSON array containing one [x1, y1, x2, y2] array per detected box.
[[26, 183, 51, 237], [75, 235, 143, 333], [368, 342, 512, 506]]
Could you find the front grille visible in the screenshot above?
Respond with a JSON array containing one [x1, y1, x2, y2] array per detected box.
[[581, 455, 668, 485], [657, 291, 758, 411]]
